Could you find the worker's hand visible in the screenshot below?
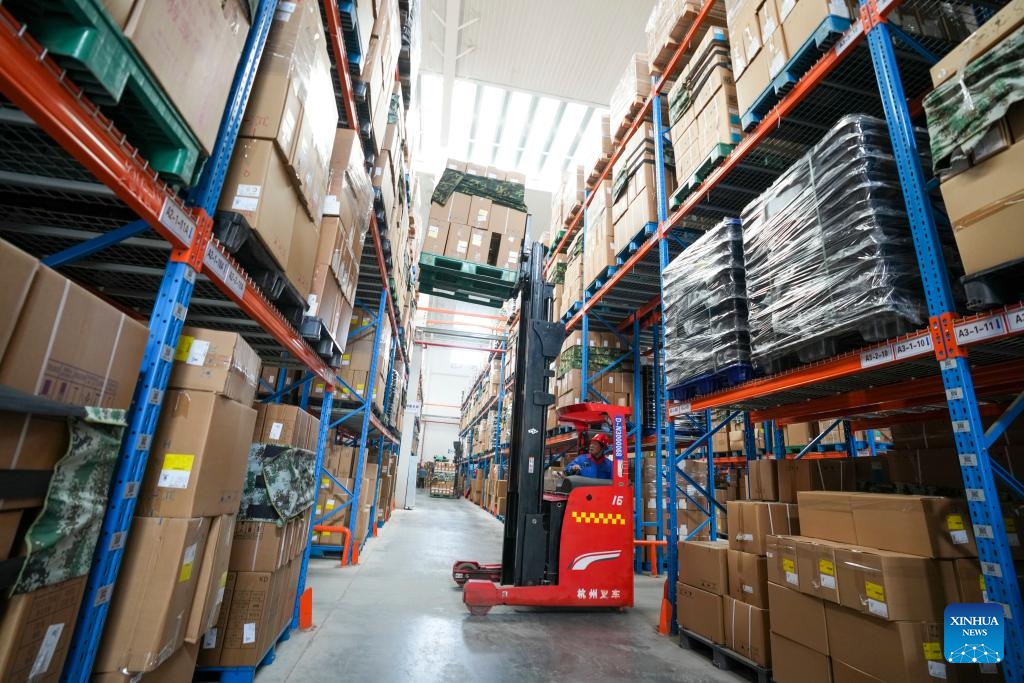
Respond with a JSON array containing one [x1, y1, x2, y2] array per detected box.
[[566, 464, 581, 475]]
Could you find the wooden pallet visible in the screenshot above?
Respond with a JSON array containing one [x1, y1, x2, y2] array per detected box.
[[678, 628, 771, 683]]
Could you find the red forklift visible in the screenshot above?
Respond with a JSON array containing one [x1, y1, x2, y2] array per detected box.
[[451, 242, 635, 615]]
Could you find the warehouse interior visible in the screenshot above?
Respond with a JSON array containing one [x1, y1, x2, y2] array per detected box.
[[0, 0, 1021, 681]]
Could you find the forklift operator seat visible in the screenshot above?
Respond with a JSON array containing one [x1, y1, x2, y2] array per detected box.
[[556, 475, 612, 492]]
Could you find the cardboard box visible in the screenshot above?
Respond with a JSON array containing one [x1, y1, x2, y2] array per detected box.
[[850, 493, 977, 558], [676, 583, 725, 644], [723, 596, 771, 666], [0, 239, 38, 360], [726, 500, 799, 555], [169, 327, 262, 406], [0, 577, 86, 682], [229, 520, 289, 572], [777, 459, 855, 503], [940, 137, 1024, 275], [218, 137, 301, 267], [834, 546, 945, 621], [94, 642, 200, 682], [825, 604, 955, 683], [771, 633, 832, 683], [768, 581, 829, 654], [125, 0, 249, 154], [186, 514, 237, 644], [939, 558, 985, 604], [0, 510, 22, 560], [444, 223, 473, 259], [196, 571, 234, 666], [830, 660, 887, 682], [96, 517, 211, 673], [678, 540, 730, 594], [766, 534, 801, 589], [727, 549, 769, 608], [930, 0, 1024, 87], [101, 0, 134, 27], [423, 220, 450, 255], [796, 491, 857, 544], [139, 390, 256, 518], [467, 228, 490, 264], [782, 0, 851, 65], [795, 536, 850, 603], [747, 459, 778, 501]]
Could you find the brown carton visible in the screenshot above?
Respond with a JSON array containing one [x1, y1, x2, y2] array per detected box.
[[726, 500, 799, 555], [727, 549, 769, 608], [0, 577, 86, 682], [218, 137, 301, 267], [767, 581, 829, 654], [771, 633, 832, 683], [96, 517, 211, 673], [422, 220, 450, 255], [747, 459, 778, 500], [169, 327, 262, 406], [186, 514, 237, 644], [796, 491, 857, 544], [467, 228, 491, 264], [795, 536, 851, 604], [676, 583, 725, 644], [196, 571, 235, 666], [777, 459, 855, 503], [930, 0, 1024, 87], [834, 546, 945, 622], [0, 239, 38, 360], [230, 520, 289, 572], [217, 571, 276, 667], [850, 493, 978, 558], [140, 390, 256, 518], [939, 558, 985, 604], [444, 223, 473, 260], [723, 596, 771, 666], [124, 0, 249, 154], [94, 642, 199, 682], [825, 604, 964, 683], [678, 540, 730, 594]]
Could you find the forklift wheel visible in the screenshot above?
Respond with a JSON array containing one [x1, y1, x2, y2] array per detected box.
[[467, 604, 492, 616], [452, 562, 478, 586]]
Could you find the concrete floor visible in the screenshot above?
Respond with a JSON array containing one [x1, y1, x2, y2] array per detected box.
[[258, 494, 744, 683]]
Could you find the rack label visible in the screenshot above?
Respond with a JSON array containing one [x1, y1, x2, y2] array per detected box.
[[893, 334, 933, 360], [669, 402, 691, 416], [159, 198, 195, 246], [834, 22, 864, 56], [204, 244, 246, 299], [860, 344, 893, 368], [954, 314, 1006, 344], [1007, 309, 1024, 333]]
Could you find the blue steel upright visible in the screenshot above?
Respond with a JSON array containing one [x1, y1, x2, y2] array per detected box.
[[865, 7, 1023, 678], [293, 387, 335, 628], [367, 340, 398, 534], [63, 2, 279, 679]]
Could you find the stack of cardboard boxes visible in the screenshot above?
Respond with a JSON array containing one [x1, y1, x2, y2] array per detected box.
[[357, 0, 402, 151], [646, 0, 729, 74], [218, 0, 339, 302], [667, 27, 742, 191], [469, 469, 485, 505], [481, 466, 509, 516], [610, 54, 652, 141], [583, 180, 617, 286], [553, 331, 636, 412], [611, 122, 677, 256], [338, 320, 392, 411], [0, 240, 149, 681], [766, 491, 996, 682], [94, 328, 262, 678], [550, 165, 587, 238], [424, 160, 528, 271]]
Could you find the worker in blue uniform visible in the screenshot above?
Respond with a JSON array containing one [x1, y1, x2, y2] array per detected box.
[[565, 432, 613, 479]]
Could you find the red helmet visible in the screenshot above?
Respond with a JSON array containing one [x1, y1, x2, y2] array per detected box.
[[590, 432, 612, 449]]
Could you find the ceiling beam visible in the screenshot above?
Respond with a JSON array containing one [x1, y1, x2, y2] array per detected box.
[[563, 107, 595, 174], [514, 95, 539, 169], [489, 90, 511, 166], [537, 101, 567, 174]]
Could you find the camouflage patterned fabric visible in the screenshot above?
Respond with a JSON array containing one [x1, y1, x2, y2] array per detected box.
[[239, 443, 317, 524], [430, 169, 528, 213], [13, 408, 126, 595], [924, 24, 1024, 175], [388, 93, 401, 124]]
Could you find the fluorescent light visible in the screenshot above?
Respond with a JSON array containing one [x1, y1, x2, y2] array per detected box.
[[448, 79, 477, 161], [494, 91, 532, 169], [469, 86, 505, 165]]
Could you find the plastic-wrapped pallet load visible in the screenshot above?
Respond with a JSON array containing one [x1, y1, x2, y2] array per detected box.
[[742, 114, 939, 371], [663, 218, 750, 392]]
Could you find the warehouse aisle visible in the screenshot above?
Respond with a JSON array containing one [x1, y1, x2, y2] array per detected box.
[[258, 495, 740, 683]]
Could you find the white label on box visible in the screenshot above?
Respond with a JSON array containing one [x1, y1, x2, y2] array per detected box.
[[737, 533, 753, 542], [243, 622, 257, 644], [928, 661, 948, 679], [275, 1, 296, 20], [742, 584, 753, 594], [236, 183, 261, 198], [820, 574, 837, 589], [185, 339, 210, 366], [180, 542, 197, 582], [216, 585, 226, 606], [231, 196, 259, 212], [29, 623, 63, 677], [785, 572, 799, 586], [158, 453, 194, 490], [954, 314, 1006, 344], [866, 599, 889, 618], [324, 195, 340, 215], [269, 422, 284, 440], [159, 197, 196, 246], [860, 344, 893, 368], [950, 529, 969, 545], [203, 628, 218, 649], [893, 333, 933, 360], [1006, 308, 1024, 332]]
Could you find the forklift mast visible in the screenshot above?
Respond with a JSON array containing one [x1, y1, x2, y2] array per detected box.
[[501, 241, 565, 586]]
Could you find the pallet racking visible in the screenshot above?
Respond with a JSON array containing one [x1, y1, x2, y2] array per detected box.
[[0, 0, 409, 678], [543, 0, 1024, 675]]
